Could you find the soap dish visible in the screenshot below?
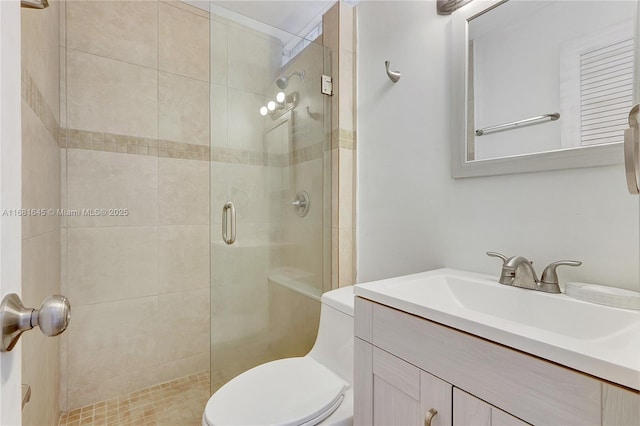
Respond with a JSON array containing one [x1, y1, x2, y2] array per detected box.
[[565, 282, 640, 310]]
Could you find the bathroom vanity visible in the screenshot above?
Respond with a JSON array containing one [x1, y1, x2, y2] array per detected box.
[[353, 269, 640, 425]]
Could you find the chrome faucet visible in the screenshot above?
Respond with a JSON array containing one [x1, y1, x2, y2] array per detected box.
[[487, 252, 581, 294]]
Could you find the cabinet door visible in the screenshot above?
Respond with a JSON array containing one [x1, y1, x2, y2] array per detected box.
[[372, 347, 452, 426], [602, 384, 640, 426], [454, 388, 529, 426]]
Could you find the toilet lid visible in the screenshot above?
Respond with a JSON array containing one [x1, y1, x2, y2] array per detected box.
[[205, 357, 349, 426]]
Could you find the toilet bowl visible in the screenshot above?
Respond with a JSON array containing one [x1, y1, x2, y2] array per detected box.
[[202, 286, 354, 426]]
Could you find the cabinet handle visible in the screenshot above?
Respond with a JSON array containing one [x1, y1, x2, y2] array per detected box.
[[424, 408, 438, 426]]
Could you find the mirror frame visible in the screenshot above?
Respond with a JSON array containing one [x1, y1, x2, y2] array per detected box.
[[451, 0, 634, 179]]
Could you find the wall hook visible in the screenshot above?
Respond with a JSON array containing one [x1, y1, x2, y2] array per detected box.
[[385, 61, 401, 83]]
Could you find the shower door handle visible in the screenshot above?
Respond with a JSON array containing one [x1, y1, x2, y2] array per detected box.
[[222, 202, 236, 245], [624, 104, 639, 194]]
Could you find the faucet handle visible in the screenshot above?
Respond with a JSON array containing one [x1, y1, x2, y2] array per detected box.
[[540, 260, 582, 285], [486, 252, 508, 263]]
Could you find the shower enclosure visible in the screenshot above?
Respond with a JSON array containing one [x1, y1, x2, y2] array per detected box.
[[208, 7, 333, 392], [59, 0, 332, 416]]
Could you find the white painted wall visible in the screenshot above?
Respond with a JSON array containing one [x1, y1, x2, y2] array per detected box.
[[356, 1, 639, 291]]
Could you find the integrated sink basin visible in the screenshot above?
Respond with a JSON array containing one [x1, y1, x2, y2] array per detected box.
[[354, 268, 640, 390]]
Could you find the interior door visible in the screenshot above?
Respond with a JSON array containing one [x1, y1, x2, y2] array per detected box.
[[0, 0, 23, 424]]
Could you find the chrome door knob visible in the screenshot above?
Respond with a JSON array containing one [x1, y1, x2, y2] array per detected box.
[[0, 293, 71, 352], [34, 295, 71, 337]]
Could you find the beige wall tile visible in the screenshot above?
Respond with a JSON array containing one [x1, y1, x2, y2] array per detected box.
[[66, 149, 158, 227], [66, 49, 158, 138], [338, 227, 355, 286], [22, 318, 60, 426], [268, 284, 320, 359], [159, 157, 209, 225], [22, 104, 61, 239], [66, 1, 158, 68], [21, 4, 61, 423], [210, 20, 228, 86], [331, 227, 339, 293], [159, 71, 210, 146], [322, 3, 339, 53], [22, 0, 60, 123], [158, 225, 210, 294], [338, 148, 354, 229], [66, 296, 160, 408], [59, 0, 65, 47], [339, 2, 356, 53], [281, 160, 324, 287], [323, 226, 332, 292], [158, 288, 210, 362], [22, 234, 49, 314], [210, 244, 270, 343], [323, 150, 332, 226], [331, 148, 339, 229], [227, 24, 280, 95], [211, 163, 273, 231], [67, 227, 158, 305], [228, 88, 267, 152], [22, 230, 61, 425], [60, 46, 66, 129], [338, 50, 355, 133], [210, 83, 228, 148], [159, 2, 209, 82], [154, 353, 210, 385], [59, 228, 68, 411]]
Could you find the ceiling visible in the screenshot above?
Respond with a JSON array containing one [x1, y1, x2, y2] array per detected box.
[[214, 1, 335, 36], [184, 1, 336, 39]]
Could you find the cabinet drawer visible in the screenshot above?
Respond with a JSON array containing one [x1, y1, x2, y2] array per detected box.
[[368, 300, 602, 425]]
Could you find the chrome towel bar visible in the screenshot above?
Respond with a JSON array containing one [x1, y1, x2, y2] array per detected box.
[[475, 112, 560, 136]]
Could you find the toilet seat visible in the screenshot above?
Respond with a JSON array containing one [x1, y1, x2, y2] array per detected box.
[[204, 357, 350, 426]]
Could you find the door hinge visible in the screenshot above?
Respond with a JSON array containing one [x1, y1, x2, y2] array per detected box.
[[321, 75, 333, 96]]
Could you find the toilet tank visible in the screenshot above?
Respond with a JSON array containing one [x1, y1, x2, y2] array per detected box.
[[307, 286, 354, 385]]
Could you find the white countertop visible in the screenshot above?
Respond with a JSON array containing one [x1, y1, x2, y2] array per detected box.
[[354, 268, 640, 390]]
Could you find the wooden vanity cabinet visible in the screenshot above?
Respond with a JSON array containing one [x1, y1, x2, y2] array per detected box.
[[354, 297, 640, 426]]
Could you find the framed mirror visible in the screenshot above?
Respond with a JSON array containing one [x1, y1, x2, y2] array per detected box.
[[451, 0, 638, 178]]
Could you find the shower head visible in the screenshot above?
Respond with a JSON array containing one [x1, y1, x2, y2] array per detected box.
[[276, 71, 305, 89]]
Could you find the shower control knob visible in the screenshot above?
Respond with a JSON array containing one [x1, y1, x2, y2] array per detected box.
[[288, 190, 310, 217], [0, 293, 71, 352]]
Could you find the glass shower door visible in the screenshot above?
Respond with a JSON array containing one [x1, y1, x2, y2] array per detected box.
[[209, 8, 332, 392]]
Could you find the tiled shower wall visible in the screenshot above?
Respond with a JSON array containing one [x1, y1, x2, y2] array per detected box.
[[324, 1, 357, 288], [21, 1, 62, 425], [60, 1, 211, 410]]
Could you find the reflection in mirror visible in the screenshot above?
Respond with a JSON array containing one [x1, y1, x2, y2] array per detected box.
[[467, 0, 636, 162]]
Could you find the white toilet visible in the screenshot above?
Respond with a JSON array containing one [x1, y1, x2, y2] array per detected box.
[[202, 286, 354, 426]]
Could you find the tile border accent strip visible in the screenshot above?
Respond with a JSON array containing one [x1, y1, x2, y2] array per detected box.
[[61, 128, 329, 165], [60, 128, 210, 161], [331, 128, 356, 150], [22, 70, 61, 146]]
